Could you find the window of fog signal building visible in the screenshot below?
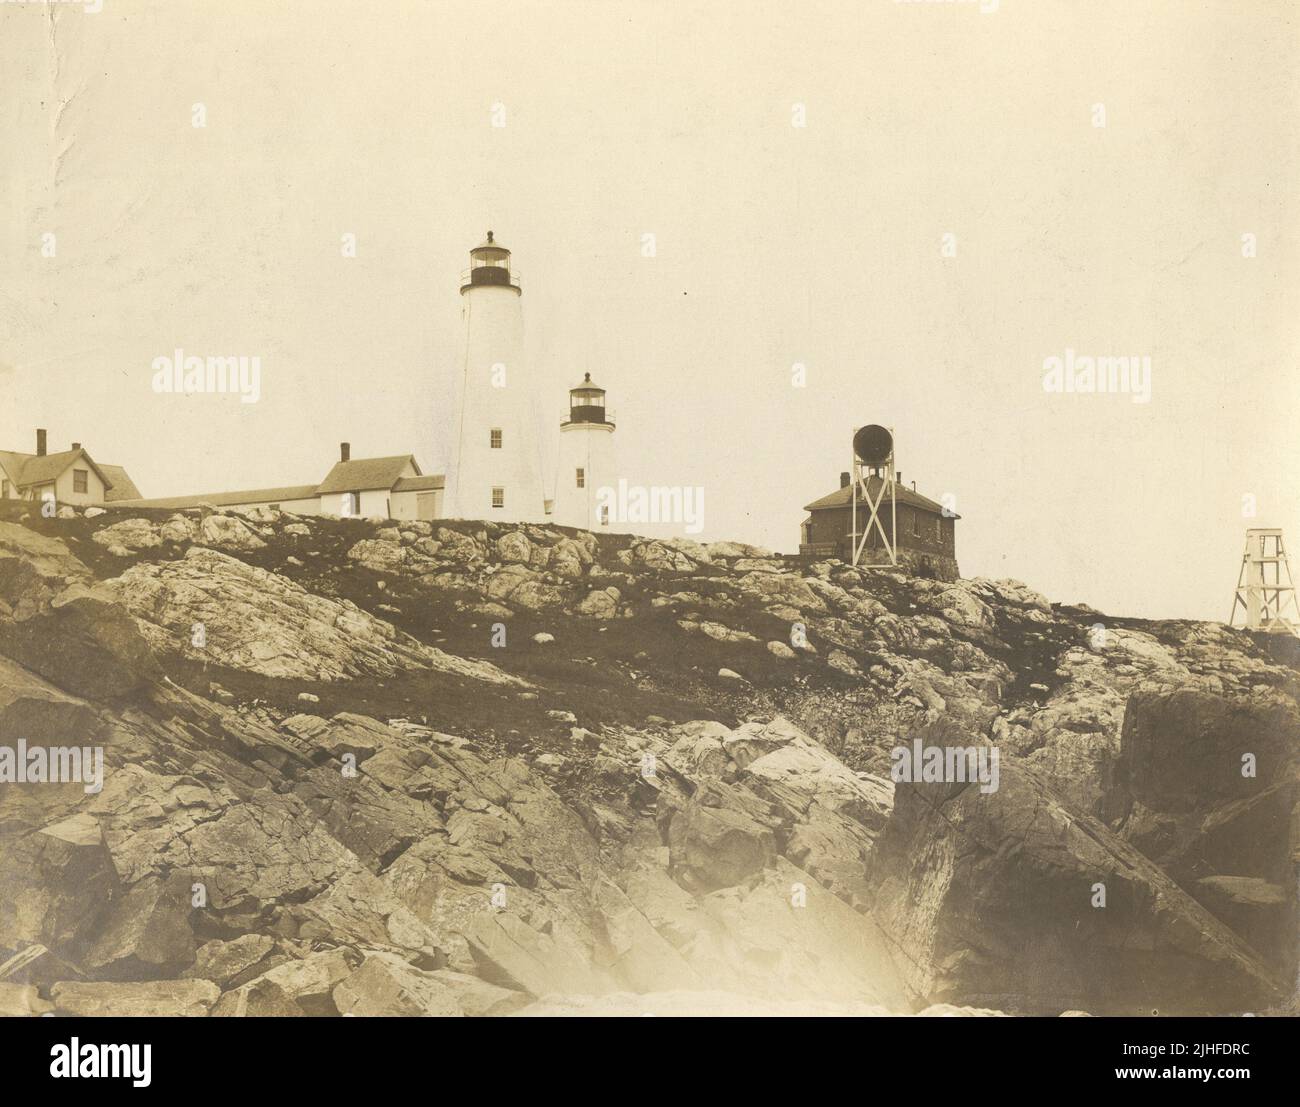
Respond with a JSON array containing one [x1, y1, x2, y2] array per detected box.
[[492, 487, 505, 509], [73, 469, 88, 494], [576, 468, 585, 488], [600, 505, 610, 526], [490, 428, 502, 449]]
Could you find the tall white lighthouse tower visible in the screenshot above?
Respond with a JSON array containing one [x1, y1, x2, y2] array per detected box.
[[553, 373, 618, 531], [445, 232, 545, 523]]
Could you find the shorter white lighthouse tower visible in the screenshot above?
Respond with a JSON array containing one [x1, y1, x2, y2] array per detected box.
[[553, 373, 618, 531]]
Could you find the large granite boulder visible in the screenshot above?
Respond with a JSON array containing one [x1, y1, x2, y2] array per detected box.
[[0, 523, 160, 698], [867, 722, 1283, 1015], [0, 812, 119, 959], [107, 547, 521, 684], [1113, 688, 1300, 970]]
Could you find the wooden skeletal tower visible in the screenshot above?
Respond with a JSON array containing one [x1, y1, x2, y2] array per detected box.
[[1229, 528, 1299, 633]]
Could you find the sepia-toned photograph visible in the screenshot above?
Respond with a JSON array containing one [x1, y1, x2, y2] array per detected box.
[[1, 0, 1297, 1081]]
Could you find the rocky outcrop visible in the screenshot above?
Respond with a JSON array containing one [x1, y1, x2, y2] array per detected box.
[[0, 523, 160, 699], [107, 547, 522, 685], [91, 518, 165, 554], [867, 723, 1284, 1015], [0, 508, 1296, 1016], [1112, 688, 1300, 970], [81, 875, 197, 980], [0, 812, 120, 960], [0, 660, 916, 1014]]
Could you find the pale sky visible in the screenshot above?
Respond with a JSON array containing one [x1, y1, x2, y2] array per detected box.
[[2, 0, 1297, 621]]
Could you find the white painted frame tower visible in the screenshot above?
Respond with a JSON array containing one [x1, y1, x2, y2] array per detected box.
[[1229, 528, 1299, 633], [445, 232, 545, 523]]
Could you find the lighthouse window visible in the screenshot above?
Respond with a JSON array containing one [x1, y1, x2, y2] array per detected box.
[[576, 468, 585, 488], [492, 487, 504, 509], [490, 428, 502, 449], [600, 505, 610, 526]]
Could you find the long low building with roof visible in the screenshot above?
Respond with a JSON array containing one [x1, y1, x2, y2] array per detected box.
[[109, 442, 446, 521]]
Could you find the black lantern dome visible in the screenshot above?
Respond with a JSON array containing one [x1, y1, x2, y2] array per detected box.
[[461, 230, 520, 294], [563, 373, 614, 427]]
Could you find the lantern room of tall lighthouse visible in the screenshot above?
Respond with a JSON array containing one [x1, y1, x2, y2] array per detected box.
[[445, 232, 546, 523], [553, 373, 618, 530]]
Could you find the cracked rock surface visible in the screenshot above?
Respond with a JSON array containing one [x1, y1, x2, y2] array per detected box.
[[0, 508, 1296, 1015]]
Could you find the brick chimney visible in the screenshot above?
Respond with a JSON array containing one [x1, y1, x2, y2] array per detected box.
[[839, 471, 850, 489], [71, 442, 81, 451], [340, 442, 351, 462], [36, 429, 46, 457]]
